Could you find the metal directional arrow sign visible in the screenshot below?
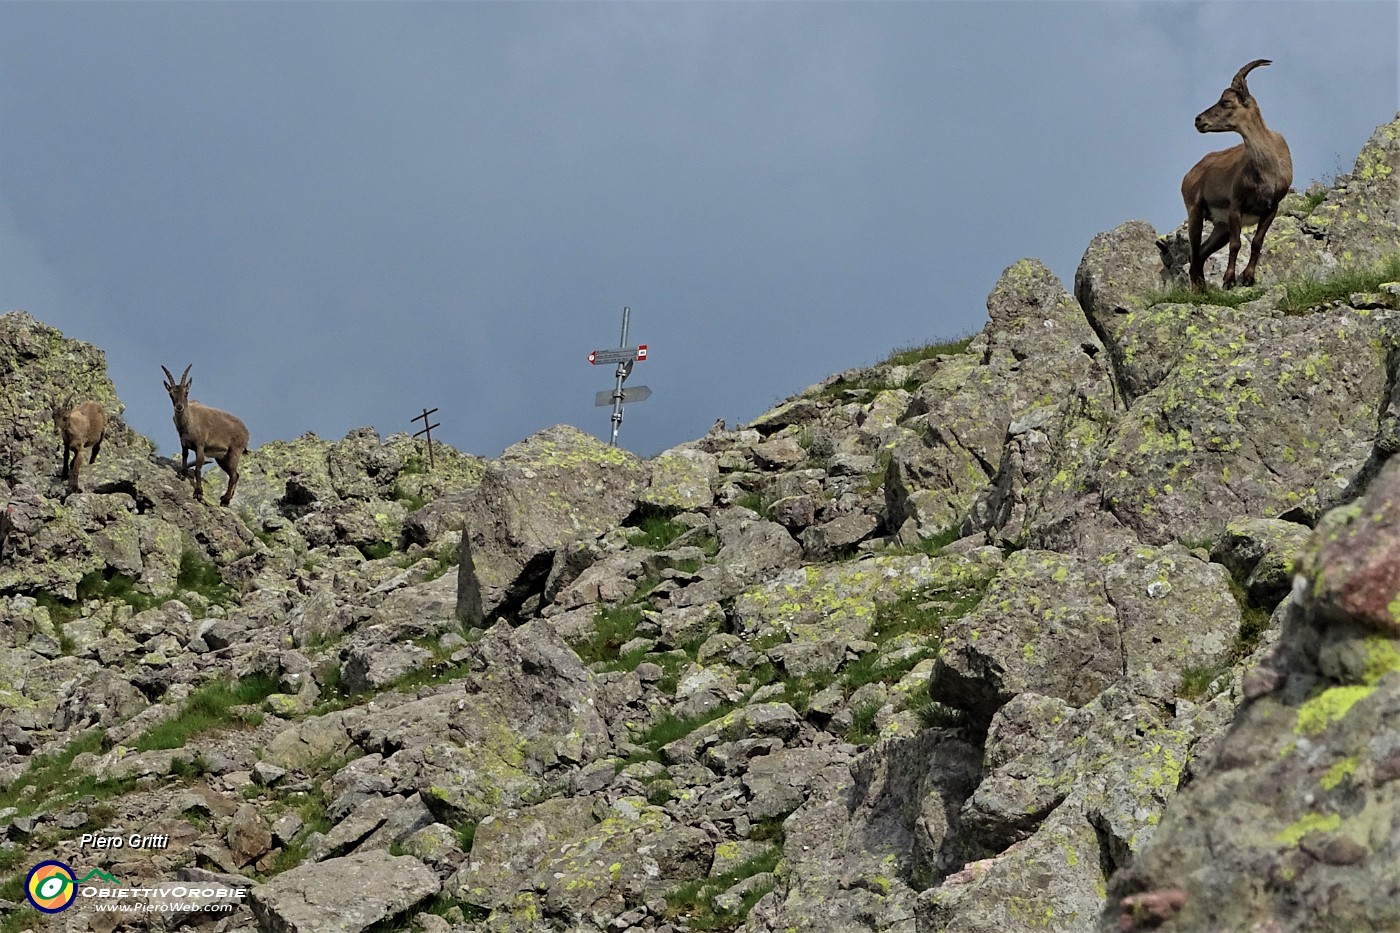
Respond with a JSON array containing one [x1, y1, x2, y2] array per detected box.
[[595, 385, 652, 407], [588, 345, 648, 366], [590, 307, 652, 446]]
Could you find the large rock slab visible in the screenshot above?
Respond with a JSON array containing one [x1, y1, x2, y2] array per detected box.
[[931, 546, 1239, 724], [885, 260, 1116, 540], [733, 552, 999, 677], [1089, 302, 1391, 545], [748, 729, 981, 933], [452, 795, 710, 926], [351, 619, 612, 824], [456, 424, 647, 621], [249, 849, 440, 933]]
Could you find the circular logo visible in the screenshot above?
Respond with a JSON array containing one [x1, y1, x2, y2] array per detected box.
[[26, 860, 77, 913]]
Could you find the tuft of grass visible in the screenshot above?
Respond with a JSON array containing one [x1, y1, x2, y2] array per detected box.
[[1279, 254, 1400, 314], [627, 511, 691, 550], [883, 333, 978, 368], [1297, 187, 1328, 215], [664, 845, 783, 931], [1149, 283, 1265, 308], [845, 699, 883, 745], [356, 540, 395, 562], [899, 524, 963, 557], [177, 547, 233, 605], [133, 672, 278, 751], [634, 701, 741, 752], [78, 569, 161, 614], [908, 691, 969, 729], [733, 491, 768, 517], [391, 483, 427, 512], [577, 604, 645, 666]]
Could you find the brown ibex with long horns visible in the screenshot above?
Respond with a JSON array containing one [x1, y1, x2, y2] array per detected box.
[[1179, 59, 1293, 291], [161, 365, 249, 506], [52, 400, 107, 494]]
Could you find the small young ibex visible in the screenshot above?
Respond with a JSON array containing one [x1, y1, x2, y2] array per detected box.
[[51, 400, 107, 493], [161, 365, 250, 506], [1179, 59, 1293, 290]]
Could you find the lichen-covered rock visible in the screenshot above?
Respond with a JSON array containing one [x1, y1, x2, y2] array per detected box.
[[748, 729, 980, 933], [641, 446, 720, 511], [249, 849, 440, 933], [886, 260, 1115, 541], [451, 795, 710, 926], [1090, 303, 1392, 545], [0, 311, 148, 489], [918, 801, 1108, 933], [1101, 457, 1400, 932], [346, 619, 612, 824], [930, 550, 1119, 723], [1213, 516, 1312, 607], [1294, 457, 1400, 638], [456, 424, 648, 621], [932, 546, 1239, 724], [734, 552, 997, 678]]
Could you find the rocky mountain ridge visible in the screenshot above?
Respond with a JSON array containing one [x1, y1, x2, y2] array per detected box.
[[0, 115, 1397, 933]]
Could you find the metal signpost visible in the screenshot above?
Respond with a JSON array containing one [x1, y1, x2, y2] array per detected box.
[[589, 307, 651, 446]]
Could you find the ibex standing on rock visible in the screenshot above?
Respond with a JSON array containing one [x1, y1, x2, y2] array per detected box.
[[162, 365, 249, 506], [52, 400, 107, 494], [1179, 59, 1293, 291]]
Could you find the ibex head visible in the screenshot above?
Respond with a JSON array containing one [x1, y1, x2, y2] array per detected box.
[[162, 364, 193, 415], [1194, 59, 1271, 134]]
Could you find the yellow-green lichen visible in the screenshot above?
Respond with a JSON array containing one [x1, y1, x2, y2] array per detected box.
[[1274, 811, 1341, 846], [1294, 685, 1376, 737], [1320, 756, 1360, 790]]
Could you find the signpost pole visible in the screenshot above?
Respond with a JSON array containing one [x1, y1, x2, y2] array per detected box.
[[587, 307, 649, 446], [609, 307, 630, 446]]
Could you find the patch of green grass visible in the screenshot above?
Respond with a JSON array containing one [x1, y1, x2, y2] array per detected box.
[[845, 699, 883, 745], [1279, 253, 1400, 314], [0, 847, 24, 874], [177, 547, 234, 605], [356, 540, 395, 562], [734, 491, 768, 517], [1150, 254, 1400, 314], [359, 894, 489, 932], [391, 483, 427, 512], [133, 672, 277, 751], [0, 729, 106, 812], [883, 333, 978, 368], [1150, 283, 1266, 308], [32, 590, 79, 626], [870, 585, 985, 644], [78, 569, 161, 614], [901, 525, 964, 556], [664, 845, 783, 931], [170, 753, 211, 780], [908, 691, 969, 729], [634, 701, 741, 752], [628, 511, 691, 550], [576, 604, 645, 666], [1297, 187, 1328, 215], [0, 878, 35, 933]]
